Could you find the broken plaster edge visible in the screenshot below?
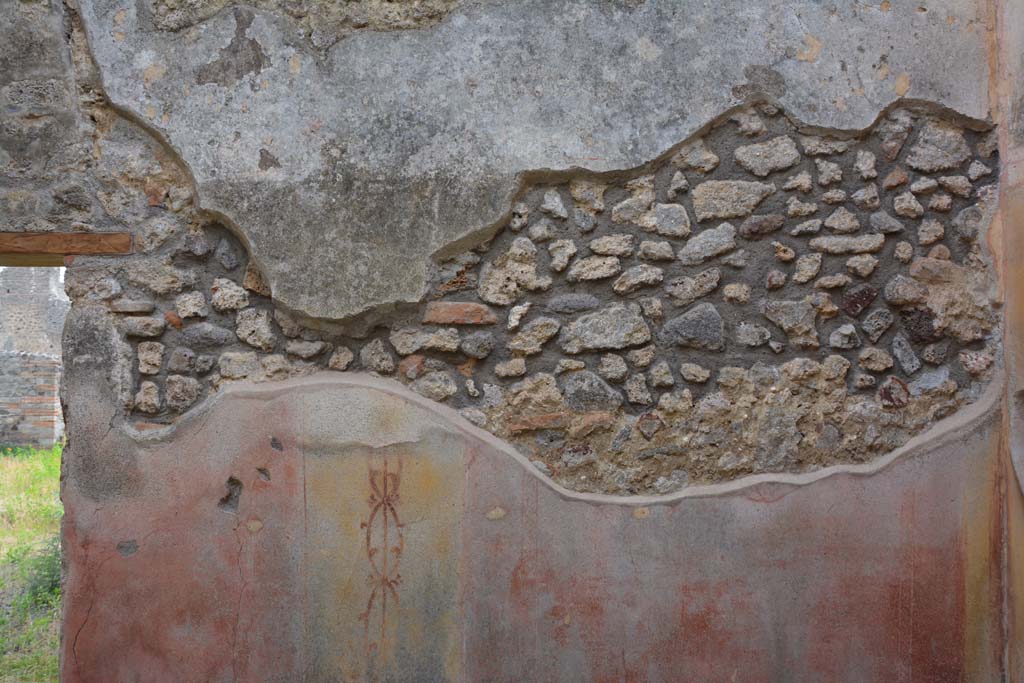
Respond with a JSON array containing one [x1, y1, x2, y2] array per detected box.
[[122, 367, 1006, 507]]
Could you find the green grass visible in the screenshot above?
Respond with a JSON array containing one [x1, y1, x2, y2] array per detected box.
[[0, 444, 63, 683]]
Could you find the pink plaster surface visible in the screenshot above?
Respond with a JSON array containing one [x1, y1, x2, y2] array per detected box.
[[61, 373, 1011, 682]]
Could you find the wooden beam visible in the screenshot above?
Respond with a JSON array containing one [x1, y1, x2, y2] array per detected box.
[[0, 254, 66, 267], [0, 232, 132, 257]]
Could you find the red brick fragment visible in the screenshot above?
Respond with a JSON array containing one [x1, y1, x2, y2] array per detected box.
[[423, 301, 497, 325]]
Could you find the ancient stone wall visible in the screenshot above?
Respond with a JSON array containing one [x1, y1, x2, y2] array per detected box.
[[0, 267, 69, 445], [79, 104, 1001, 494], [0, 267, 69, 355], [3, 0, 1024, 678], [0, 352, 62, 447]]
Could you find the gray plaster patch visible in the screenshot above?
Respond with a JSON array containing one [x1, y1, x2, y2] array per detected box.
[[78, 0, 992, 321]]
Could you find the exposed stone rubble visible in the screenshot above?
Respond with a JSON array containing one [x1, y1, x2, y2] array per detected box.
[[78, 104, 1000, 495]]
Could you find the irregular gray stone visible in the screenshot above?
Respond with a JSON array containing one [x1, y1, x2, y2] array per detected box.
[[210, 278, 250, 312], [389, 327, 460, 355], [667, 171, 689, 200], [908, 366, 950, 396], [637, 241, 676, 261], [494, 358, 526, 378], [808, 234, 885, 254], [411, 371, 458, 402], [460, 331, 495, 359], [166, 375, 202, 412], [861, 308, 895, 343], [730, 108, 766, 136], [328, 347, 354, 370], [868, 211, 905, 234], [938, 175, 972, 197], [527, 218, 556, 243], [569, 180, 606, 212], [547, 239, 576, 272], [559, 304, 652, 354], [540, 190, 568, 219], [613, 265, 664, 294], [626, 346, 656, 369], [783, 171, 813, 193], [122, 316, 165, 338], [815, 159, 842, 186], [507, 304, 531, 331], [792, 253, 822, 284], [828, 324, 861, 350], [285, 340, 329, 359], [953, 205, 984, 243], [892, 332, 921, 375], [80, 0, 992, 320], [566, 256, 621, 282], [799, 135, 853, 155], [789, 219, 822, 236], [855, 150, 878, 179], [738, 214, 784, 239], [561, 371, 623, 412], [589, 234, 635, 256], [664, 268, 720, 307], [910, 177, 938, 195], [214, 238, 239, 270], [638, 297, 662, 324], [175, 291, 208, 319], [624, 374, 652, 405], [761, 298, 819, 348], [274, 308, 304, 338], [733, 136, 800, 177], [918, 219, 945, 245], [662, 303, 724, 351], [883, 275, 928, 306], [477, 238, 551, 305], [851, 184, 880, 212], [679, 363, 711, 383], [167, 347, 195, 373], [546, 294, 600, 314], [235, 308, 276, 351], [893, 191, 925, 218], [218, 351, 259, 379], [134, 381, 161, 414], [858, 347, 894, 372], [598, 354, 629, 383], [824, 207, 860, 234], [922, 341, 949, 365], [736, 321, 771, 347], [692, 182, 774, 221], [677, 223, 737, 265], [637, 203, 692, 238], [182, 322, 235, 349], [671, 139, 719, 173], [649, 360, 674, 388], [507, 317, 561, 355], [137, 342, 165, 375], [906, 121, 971, 172], [359, 339, 395, 374], [611, 176, 656, 224]]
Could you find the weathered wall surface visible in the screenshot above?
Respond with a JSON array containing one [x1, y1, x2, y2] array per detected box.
[[61, 374, 1008, 682], [78, 0, 995, 321], [0, 0, 1021, 678]]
